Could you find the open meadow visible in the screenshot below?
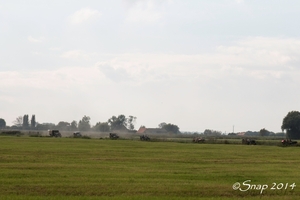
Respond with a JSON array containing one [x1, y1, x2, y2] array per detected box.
[[0, 135, 299, 200]]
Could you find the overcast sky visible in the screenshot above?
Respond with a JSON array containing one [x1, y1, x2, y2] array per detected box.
[[1, 0, 300, 133]]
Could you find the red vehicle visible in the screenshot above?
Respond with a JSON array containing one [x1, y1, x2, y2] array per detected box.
[[281, 139, 297, 146]]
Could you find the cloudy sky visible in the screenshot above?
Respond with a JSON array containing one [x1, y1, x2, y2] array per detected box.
[[1, 0, 300, 133]]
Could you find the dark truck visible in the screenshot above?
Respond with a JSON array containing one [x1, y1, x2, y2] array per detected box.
[[48, 130, 62, 137]]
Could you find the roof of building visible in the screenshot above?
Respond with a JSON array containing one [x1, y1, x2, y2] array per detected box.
[[136, 127, 147, 134], [136, 127, 168, 134]]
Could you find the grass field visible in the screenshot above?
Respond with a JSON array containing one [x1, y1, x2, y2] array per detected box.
[[0, 136, 299, 199]]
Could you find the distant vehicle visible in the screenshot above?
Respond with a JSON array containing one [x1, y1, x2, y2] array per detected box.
[[48, 130, 61, 137], [140, 135, 150, 141], [109, 133, 119, 139], [193, 137, 205, 143], [281, 139, 297, 146], [73, 131, 82, 138], [242, 138, 256, 145]]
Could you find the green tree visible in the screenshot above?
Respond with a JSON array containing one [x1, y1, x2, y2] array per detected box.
[[158, 122, 167, 128], [108, 115, 127, 130], [281, 111, 300, 139], [275, 132, 285, 137], [126, 116, 136, 130], [0, 118, 6, 128], [70, 120, 78, 131], [36, 123, 55, 130], [13, 116, 23, 128], [259, 128, 269, 136], [23, 114, 29, 129], [78, 116, 91, 131], [162, 123, 180, 134], [204, 129, 221, 136], [57, 121, 70, 130], [108, 115, 137, 130], [94, 122, 110, 132], [31, 115, 36, 129]]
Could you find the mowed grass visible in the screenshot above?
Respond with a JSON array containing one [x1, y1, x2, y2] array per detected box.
[[0, 136, 299, 199]]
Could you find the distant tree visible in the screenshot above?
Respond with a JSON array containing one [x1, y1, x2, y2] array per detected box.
[[162, 123, 180, 134], [23, 114, 29, 129], [36, 123, 55, 130], [10, 125, 19, 129], [275, 132, 285, 137], [228, 133, 237, 136], [204, 129, 221, 136], [269, 132, 275, 136], [126, 116, 136, 130], [70, 120, 78, 131], [30, 115, 36, 129], [158, 122, 167, 129], [108, 115, 127, 130], [13, 116, 23, 128], [57, 121, 70, 130], [0, 118, 6, 128], [94, 122, 110, 132], [78, 115, 91, 131], [259, 128, 269, 136], [244, 131, 259, 136], [281, 111, 300, 139], [204, 129, 212, 136]]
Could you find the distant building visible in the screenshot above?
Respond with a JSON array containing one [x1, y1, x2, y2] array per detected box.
[[136, 127, 168, 134], [237, 132, 246, 136], [111, 124, 136, 133]]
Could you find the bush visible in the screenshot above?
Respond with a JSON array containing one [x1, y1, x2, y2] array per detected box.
[[224, 140, 230, 144], [0, 131, 23, 136]]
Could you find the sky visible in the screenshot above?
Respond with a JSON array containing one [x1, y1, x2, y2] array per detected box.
[[1, 0, 300, 133]]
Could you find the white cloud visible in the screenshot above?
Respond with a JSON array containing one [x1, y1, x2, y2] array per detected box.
[[235, 0, 244, 3], [0, 37, 300, 97], [98, 64, 132, 82], [49, 47, 62, 51], [125, 0, 164, 23], [2, 36, 300, 132], [92, 37, 300, 86], [52, 37, 299, 87], [215, 37, 300, 77], [61, 50, 90, 60], [0, 66, 112, 126], [0, 67, 109, 91], [0, 95, 16, 104], [68, 7, 101, 24], [28, 36, 45, 43]]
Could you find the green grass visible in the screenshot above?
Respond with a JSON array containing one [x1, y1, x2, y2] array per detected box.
[[0, 136, 299, 199]]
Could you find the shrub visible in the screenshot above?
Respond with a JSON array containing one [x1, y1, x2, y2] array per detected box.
[[0, 131, 23, 136]]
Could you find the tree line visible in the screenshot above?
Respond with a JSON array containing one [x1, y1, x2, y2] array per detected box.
[[0, 114, 181, 134], [3, 110, 299, 137], [0, 114, 137, 132]]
